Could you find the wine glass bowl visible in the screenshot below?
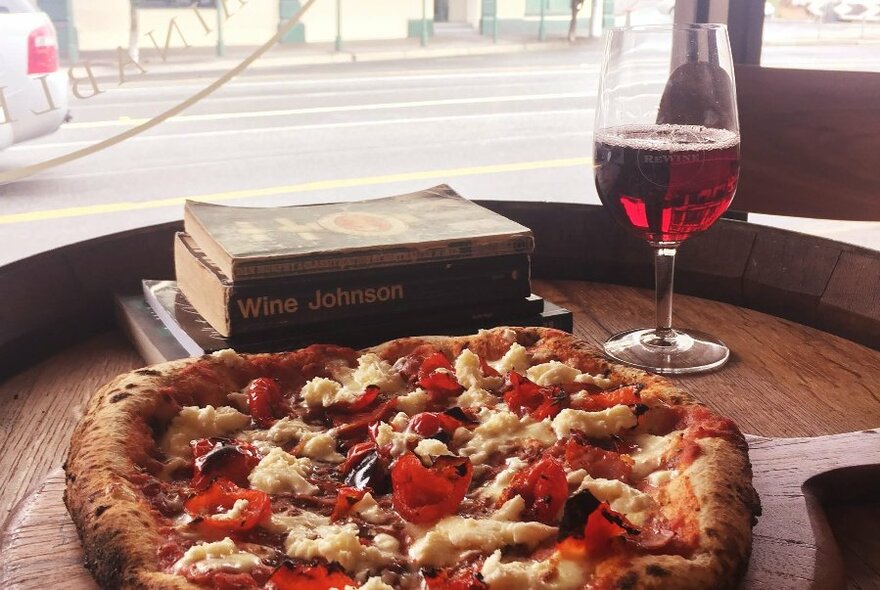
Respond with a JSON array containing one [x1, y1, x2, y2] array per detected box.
[[593, 24, 740, 374]]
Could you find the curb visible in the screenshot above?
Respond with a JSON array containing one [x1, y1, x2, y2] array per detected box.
[[85, 39, 581, 84]]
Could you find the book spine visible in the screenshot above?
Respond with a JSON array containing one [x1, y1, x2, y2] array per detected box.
[[231, 234, 535, 280], [226, 266, 531, 334]]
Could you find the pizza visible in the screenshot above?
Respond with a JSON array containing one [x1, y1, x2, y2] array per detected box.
[[64, 327, 760, 590]]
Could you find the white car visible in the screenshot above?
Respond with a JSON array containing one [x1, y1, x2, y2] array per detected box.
[[0, 0, 69, 150]]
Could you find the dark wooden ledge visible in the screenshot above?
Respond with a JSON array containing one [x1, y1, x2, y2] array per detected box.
[[1, 201, 878, 380]]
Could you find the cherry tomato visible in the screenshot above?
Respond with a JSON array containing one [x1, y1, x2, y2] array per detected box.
[[503, 372, 567, 420], [418, 352, 463, 400], [266, 562, 356, 590], [571, 384, 642, 412], [557, 490, 639, 556], [191, 438, 262, 489], [335, 399, 399, 441], [424, 565, 489, 590], [330, 486, 369, 522], [499, 456, 567, 524], [184, 478, 271, 536], [408, 411, 466, 439], [391, 453, 473, 524], [246, 377, 285, 427]]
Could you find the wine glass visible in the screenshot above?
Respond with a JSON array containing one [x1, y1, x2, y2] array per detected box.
[[593, 24, 740, 374]]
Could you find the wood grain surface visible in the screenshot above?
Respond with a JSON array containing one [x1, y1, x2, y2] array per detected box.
[[1, 280, 879, 588]]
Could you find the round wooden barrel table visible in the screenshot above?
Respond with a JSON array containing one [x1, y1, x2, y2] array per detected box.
[[0, 202, 878, 589]]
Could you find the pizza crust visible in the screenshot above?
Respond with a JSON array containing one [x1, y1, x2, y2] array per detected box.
[[64, 327, 759, 590]]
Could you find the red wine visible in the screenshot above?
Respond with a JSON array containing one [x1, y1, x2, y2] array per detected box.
[[594, 124, 740, 244]]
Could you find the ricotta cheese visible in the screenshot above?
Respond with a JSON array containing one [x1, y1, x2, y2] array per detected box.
[[573, 371, 614, 389], [477, 457, 528, 502], [374, 422, 418, 458], [300, 377, 356, 408], [161, 405, 251, 459], [395, 389, 429, 415], [413, 438, 453, 462], [480, 550, 586, 590], [646, 469, 678, 487], [344, 353, 404, 394], [458, 411, 556, 465], [408, 503, 557, 567], [248, 448, 318, 495], [551, 406, 637, 439], [211, 349, 246, 367], [526, 361, 581, 386], [575, 475, 657, 526], [172, 537, 261, 574], [285, 522, 395, 574], [630, 432, 681, 479], [490, 342, 530, 374], [298, 431, 345, 463], [349, 492, 391, 525], [455, 386, 501, 408], [238, 416, 315, 455], [454, 348, 485, 390]]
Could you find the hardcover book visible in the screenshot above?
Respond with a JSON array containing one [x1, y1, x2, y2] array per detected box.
[[175, 233, 532, 337], [183, 185, 534, 280], [135, 280, 572, 360]]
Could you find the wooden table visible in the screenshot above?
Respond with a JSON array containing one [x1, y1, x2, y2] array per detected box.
[[1, 202, 879, 588]]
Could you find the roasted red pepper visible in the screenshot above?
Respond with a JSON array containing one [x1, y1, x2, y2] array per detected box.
[[191, 439, 262, 489], [266, 562, 356, 590], [330, 486, 370, 522], [418, 352, 463, 400], [246, 377, 286, 427], [571, 384, 642, 412], [499, 456, 568, 524], [424, 565, 490, 590], [333, 384, 381, 413], [391, 453, 473, 524], [184, 478, 271, 536], [502, 371, 567, 420]]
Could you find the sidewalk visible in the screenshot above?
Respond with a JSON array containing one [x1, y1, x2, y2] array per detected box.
[[75, 32, 590, 83]]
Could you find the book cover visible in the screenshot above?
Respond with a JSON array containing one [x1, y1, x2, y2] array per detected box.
[[114, 294, 190, 365], [184, 185, 534, 280], [140, 280, 572, 360], [175, 233, 532, 337]]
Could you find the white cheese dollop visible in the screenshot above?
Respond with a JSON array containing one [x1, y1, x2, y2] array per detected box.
[[396, 389, 429, 415], [490, 342, 530, 374], [172, 537, 261, 574], [457, 411, 555, 465], [298, 431, 345, 463], [248, 448, 318, 495], [526, 361, 581, 386], [551, 406, 638, 439], [161, 405, 251, 459], [574, 475, 657, 526], [480, 550, 586, 590], [285, 522, 396, 574], [408, 504, 556, 567]]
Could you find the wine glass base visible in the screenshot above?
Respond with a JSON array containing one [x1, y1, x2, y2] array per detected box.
[[603, 328, 729, 375]]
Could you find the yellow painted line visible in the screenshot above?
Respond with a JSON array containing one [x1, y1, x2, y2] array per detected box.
[[64, 92, 591, 130], [0, 157, 591, 225]]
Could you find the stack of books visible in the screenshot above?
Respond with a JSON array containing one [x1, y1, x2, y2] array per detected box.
[[116, 185, 573, 363]]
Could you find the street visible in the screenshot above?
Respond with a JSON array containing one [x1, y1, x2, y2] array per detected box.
[[2, 42, 880, 264]]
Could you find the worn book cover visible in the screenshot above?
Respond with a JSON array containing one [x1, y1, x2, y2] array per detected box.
[[139, 280, 572, 359], [175, 232, 532, 337], [183, 185, 534, 280]]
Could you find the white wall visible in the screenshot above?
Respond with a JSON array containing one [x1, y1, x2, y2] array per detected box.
[[301, 0, 431, 43], [73, 0, 279, 51]]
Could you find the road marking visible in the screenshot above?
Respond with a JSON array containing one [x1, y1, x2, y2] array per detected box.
[[109, 65, 602, 93], [63, 92, 591, 129], [13, 108, 592, 151], [0, 157, 592, 224]]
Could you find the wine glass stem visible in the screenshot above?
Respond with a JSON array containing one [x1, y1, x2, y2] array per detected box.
[[653, 246, 678, 346]]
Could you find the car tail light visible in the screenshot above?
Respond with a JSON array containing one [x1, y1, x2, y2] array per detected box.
[[28, 24, 59, 75]]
